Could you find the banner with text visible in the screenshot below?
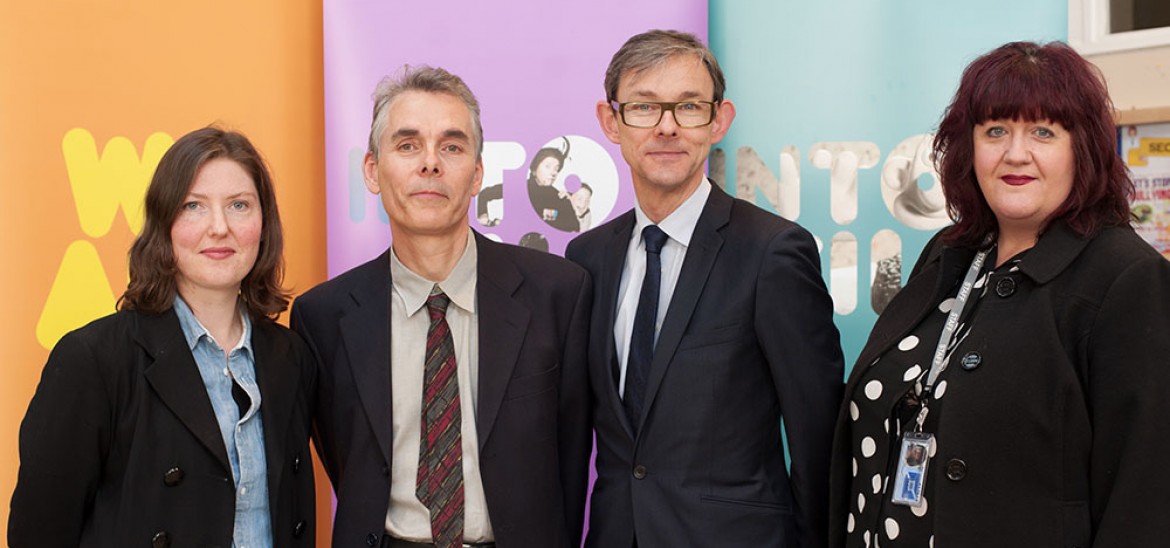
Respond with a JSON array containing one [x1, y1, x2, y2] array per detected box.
[[709, 0, 1067, 365], [324, 1, 707, 275]]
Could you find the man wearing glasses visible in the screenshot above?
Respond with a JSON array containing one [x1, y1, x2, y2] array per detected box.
[[566, 30, 843, 547]]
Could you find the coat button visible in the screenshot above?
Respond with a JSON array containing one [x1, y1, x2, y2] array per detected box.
[[152, 531, 171, 548], [945, 458, 967, 481], [382, 465, 391, 477], [366, 533, 380, 546], [293, 519, 307, 538], [960, 351, 982, 371], [163, 467, 185, 487], [995, 277, 1016, 298], [632, 465, 647, 479], [292, 454, 301, 474]]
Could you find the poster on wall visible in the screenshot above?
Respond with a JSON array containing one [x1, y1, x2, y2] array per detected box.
[[1121, 122, 1170, 260]]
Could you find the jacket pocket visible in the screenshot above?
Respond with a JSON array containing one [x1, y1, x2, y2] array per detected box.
[[700, 493, 791, 513], [503, 363, 558, 401], [678, 323, 746, 350]]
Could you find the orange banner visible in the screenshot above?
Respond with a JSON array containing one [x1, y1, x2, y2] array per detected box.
[[0, 1, 328, 541]]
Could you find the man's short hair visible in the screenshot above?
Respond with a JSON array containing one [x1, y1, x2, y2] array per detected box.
[[367, 65, 483, 160], [604, 29, 726, 104]]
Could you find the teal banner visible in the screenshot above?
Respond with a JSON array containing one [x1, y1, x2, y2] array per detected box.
[[709, 0, 1067, 368]]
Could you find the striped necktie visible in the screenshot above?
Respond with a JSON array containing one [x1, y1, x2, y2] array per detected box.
[[417, 287, 464, 547]]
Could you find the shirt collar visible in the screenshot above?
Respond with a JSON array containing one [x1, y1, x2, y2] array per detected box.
[[390, 230, 478, 317], [172, 294, 252, 353], [633, 177, 711, 249]]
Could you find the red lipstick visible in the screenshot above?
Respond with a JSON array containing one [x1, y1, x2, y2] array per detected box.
[[1001, 175, 1035, 186]]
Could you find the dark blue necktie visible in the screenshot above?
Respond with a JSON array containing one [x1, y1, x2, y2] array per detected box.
[[624, 225, 669, 431]]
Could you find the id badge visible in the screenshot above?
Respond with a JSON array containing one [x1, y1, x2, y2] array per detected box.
[[891, 432, 933, 507]]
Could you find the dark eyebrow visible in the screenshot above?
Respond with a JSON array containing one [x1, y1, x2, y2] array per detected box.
[[627, 90, 705, 101], [389, 128, 420, 141], [388, 128, 470, 142], [186, 191, 259, 200], [441, 129, 470, 142]]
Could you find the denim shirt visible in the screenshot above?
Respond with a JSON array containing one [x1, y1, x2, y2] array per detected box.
[[173, 297, 272, 548]]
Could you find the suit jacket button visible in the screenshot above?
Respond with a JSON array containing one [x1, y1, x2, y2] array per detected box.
[[293, 519, 307, 538], [995, 277, 1016, 298], [632, 465, 647, 479], [960, 351, 982, 371], [945, 458, 967, 481], [366, 533, 380, 546], [152, 531, 171, 548], [163, 467, 184, 486]]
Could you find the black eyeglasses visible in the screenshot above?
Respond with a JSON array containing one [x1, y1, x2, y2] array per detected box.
[[612, 101, 716, 128]]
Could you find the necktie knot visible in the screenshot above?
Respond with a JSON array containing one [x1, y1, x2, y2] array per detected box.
[[642, 225, 668, 255], [427, 288, 450, 320]]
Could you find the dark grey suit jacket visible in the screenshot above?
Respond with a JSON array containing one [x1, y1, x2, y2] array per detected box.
[[292, 232, 592, 548], [567, 184, 844, 548], [10, 308, 316, 547]]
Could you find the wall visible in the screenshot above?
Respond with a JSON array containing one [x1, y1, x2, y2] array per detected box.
[[1090, 45, 1170, 112]]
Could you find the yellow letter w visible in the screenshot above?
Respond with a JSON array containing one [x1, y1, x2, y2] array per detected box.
[[62, 128, 173, 237]]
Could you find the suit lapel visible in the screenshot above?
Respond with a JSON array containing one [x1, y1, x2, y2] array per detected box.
[[338, 251, 395, 467], [253, 320, 298, 515], [474, 233, 529, 450], [638, 186, 729, 432], [139, 310, 233, 474], [599, 213, 637, 439]]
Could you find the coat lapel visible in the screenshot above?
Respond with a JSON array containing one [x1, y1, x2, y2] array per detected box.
[[474, 233, 530, 450], [338, 251, 395, 467], [638, 185, 729, 433], [253, 320, 299, 516], [139, 310, 233, 475], [848, 238, 969, 390], [598, 213, 637, 439]]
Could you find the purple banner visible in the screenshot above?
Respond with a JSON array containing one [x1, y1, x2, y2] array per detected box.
[[324, 1, 707, 275]]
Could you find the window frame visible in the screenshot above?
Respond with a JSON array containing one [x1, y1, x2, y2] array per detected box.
[[1070, 0, 1170, 55]]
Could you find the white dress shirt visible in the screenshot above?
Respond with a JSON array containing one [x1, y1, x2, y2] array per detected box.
[[385, 231, 494, 542], [613, 179, 712, 397]]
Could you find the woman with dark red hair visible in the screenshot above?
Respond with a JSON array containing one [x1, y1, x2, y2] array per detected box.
[[829, 41, 1170, 547]]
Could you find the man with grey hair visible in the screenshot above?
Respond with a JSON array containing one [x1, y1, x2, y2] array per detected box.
[[293, 65, 593, 548], [567, 30, 843, 547]]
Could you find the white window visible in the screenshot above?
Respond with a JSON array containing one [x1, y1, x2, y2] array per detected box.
[[1070, 0, 1170, 54]]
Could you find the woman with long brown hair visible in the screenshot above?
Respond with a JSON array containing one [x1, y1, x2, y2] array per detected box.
[[10, 127, 315, 547]]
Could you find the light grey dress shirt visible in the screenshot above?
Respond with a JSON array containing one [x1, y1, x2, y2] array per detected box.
[[385, 231, 494, 542]]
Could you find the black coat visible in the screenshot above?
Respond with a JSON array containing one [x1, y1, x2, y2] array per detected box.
[[291, 232, 593, 548], [9, 308, 316, 548], [829, 222, 1170, 547], [567, 184, 844, 548]]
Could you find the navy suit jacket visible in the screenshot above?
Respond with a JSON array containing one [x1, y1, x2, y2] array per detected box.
[[566, 184, 843, 548], [292, 232, 592, 548]]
